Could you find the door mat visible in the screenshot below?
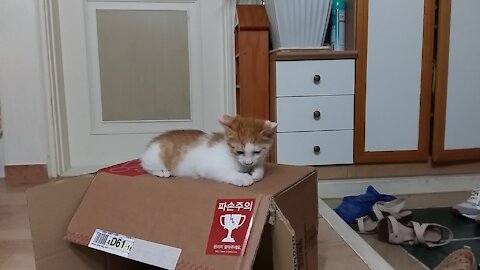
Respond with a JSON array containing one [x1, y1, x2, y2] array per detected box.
[[401, 207, 480, 269]]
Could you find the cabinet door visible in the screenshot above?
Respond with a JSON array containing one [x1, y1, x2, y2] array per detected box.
[[432, 0, 480, 162], [354, 0, 435, 163]]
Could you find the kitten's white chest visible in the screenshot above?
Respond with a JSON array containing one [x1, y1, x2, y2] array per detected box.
[[176, 141, 240, 176]]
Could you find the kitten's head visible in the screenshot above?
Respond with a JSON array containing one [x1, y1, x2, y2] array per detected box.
[[219, 115, 277, 167]]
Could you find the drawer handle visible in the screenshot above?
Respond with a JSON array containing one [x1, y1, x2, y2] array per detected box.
[[313, 74, 321, 84], [313, 146, 321, 154], [313, 110, 321, 119]]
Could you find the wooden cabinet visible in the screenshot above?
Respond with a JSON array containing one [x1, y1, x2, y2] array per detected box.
[[432, 0, 480, 162], [235, 0, 480, 167], [267, 0, 358, 166], [270, 53, 356, 165], [355, 0, 480, 164], [354, 0, 435, 163], [235, 5, 270, 120]]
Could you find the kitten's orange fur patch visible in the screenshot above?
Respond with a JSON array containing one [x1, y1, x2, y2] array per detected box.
[[208, 132, 225, 146], [221, 115, 275, 154], [152, 130, 204, 172]]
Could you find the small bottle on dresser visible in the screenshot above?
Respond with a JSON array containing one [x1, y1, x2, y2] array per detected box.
[[330, 0, 346, 51]]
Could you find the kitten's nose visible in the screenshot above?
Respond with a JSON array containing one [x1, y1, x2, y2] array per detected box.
[[244, 160, 253, 166]]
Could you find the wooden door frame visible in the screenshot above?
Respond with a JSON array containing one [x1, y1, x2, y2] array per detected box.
[[354, 0, 436, 163], [432, 0, 480, 162]]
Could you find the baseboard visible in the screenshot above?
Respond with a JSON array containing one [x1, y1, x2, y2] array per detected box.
[[5, 164, 49, 183], [318, 173, 480, 199]]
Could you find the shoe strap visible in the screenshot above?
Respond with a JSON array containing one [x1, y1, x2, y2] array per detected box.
[[372, 204, 385, 221], [373, 199, 406, 220], [387, 216, 401, 239], [357, 216, 367, 233], [412, 222, 453, 247]]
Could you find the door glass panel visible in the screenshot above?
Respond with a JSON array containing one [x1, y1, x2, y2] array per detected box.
[[96, 9, 190, 121]]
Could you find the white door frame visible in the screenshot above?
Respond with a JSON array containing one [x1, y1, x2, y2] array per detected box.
[[37, 0, 236, 177]]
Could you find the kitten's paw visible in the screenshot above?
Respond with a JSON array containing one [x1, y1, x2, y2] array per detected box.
[[250, 168, 264, 182], [152, 170, 171, 178], [234, 173, 255, 187]]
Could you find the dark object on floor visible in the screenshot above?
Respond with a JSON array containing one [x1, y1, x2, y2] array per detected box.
[[334, 185, 396, 224]]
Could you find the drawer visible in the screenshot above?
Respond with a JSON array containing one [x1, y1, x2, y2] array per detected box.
[[276, 59, 355, 97], [276, 130, 353, 165], [276, 95, 353, 132]]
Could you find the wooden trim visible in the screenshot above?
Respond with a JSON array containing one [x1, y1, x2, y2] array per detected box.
[[432, 0, 451, 162], [236, 5, 269, 31], [417, 0, 436, 157], [5, 165, 49, 183], [271, 49, 357, 61], [269, 54, 277, 163], [354, 0, 435, 164], [353, 0, 369, 163], [432, 0, 480, 163], [235, 5, 270, 120]]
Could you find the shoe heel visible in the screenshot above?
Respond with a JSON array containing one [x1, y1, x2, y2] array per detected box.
[[377, 218, 389, 243]]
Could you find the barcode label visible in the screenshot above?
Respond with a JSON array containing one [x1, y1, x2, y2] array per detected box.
[[87, 228, 182, 269], [92, 232, 109, 245], [88, 229, 135, 258]]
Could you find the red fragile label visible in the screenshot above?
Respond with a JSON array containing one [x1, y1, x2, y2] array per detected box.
[[206, 198, 255, 256], [99, 159, 147, 177]]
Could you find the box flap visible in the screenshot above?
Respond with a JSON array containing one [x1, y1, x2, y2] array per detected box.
[[271, 202, 297, 270], [273, 170, 318, 270], [26, 176, 106, 270], [65, 173, 273, 270]]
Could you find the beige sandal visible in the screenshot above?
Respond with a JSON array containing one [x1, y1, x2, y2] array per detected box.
[[353, 199, 413, 234], [434, 246, 477, 270], [378, 216, 453, 247]]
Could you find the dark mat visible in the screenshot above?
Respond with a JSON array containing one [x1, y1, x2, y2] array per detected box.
[[401, 207, 480, 269]]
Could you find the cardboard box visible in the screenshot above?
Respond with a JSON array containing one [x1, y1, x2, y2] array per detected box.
[[27, 163, 318, 270]]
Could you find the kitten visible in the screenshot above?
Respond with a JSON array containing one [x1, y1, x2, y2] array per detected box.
[[140, 115, 277, 186]]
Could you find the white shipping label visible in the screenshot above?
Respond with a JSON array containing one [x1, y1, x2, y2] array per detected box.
[[88, 229, 182, 269], [88, 229, 134, 257]]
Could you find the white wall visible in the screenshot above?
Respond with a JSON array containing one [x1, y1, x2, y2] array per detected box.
[[0, 0, 49, 166]]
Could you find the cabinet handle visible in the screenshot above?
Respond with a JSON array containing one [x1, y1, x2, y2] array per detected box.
[[313, 74, 321, 84], [313, 146, 321, 154], [313, 110, 321, 119]]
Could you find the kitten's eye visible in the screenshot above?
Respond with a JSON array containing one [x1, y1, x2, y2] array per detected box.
[[253, 151, 261, 154], [236, 151, 245, 155]]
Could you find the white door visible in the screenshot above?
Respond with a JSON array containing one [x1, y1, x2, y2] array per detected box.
[[48, 0, 234, 175], [432, 0, 480, 162]]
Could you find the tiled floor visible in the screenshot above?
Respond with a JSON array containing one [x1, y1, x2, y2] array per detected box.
[[400, 207, 480, 269], [325, 191, 478, 270]]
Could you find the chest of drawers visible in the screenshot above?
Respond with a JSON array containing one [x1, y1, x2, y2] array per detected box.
[[270, 54, 355, 165]]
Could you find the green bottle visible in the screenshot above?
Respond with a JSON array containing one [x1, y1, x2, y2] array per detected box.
[[330, 0, 345, 51]]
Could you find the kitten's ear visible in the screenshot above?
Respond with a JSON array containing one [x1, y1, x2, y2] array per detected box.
[[219, 114, 234, 131], [261, 121, 278, 137]]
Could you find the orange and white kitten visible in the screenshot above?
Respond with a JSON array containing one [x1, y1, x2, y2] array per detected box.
[[140, 115, 277, 186]]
